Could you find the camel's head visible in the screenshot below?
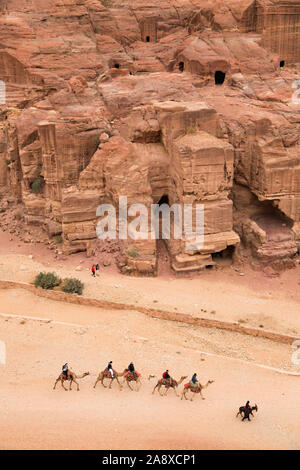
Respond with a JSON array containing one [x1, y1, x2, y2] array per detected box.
[[208, 380, 214, 384], [148, 374, 156, 380], [252, 404, 258, 412], [83, 372, 90, 377], [181, 376, 188, 380]]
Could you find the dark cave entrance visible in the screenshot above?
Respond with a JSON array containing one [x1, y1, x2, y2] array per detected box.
[[146, 36, 150, 42], [158, 194, 169, 206], [215, 70, 226, 85], [179, 61, 184, 72], [114, 63, 120, 69], [211, 245, 235, 266], [280, 60, 285, 67]]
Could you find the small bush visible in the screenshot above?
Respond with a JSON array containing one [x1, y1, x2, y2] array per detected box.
[[31, 177, 44, 194], [100, 0, 112, 7], [34, 272, 61, 290], [127, 248, 139, 259], [53, 234, 63, 244], [61, 278, 84, 295], [0, 208, 6, 214]]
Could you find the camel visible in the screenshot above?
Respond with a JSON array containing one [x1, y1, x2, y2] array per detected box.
[[181, 380, 214, 401], [152, 376, 188, 396], [236, 403, 258, 421], [94, 368, 123, 390], [122, 370, 142, 391], [53, 370, 90, 391]]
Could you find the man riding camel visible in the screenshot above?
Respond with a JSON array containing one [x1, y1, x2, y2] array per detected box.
[[62, 363, 69, 380], [124, 361, 137, 379], [106, 361, 114, 378], [162, 369, 172, 385], [190, 372, 198, 387]]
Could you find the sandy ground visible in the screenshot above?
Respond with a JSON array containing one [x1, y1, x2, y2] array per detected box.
[[0, 229, 299, 449], [0, 296, 299, 450]]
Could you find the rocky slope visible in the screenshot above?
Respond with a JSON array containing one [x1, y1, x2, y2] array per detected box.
[[0, 0, 300, 275]]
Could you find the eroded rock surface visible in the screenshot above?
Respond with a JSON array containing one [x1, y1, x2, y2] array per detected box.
[[0, 0, 300, 274]]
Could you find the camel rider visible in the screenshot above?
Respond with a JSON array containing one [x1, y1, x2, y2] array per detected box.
[[190, 373, 198, 387], [62, 363, 69, 380], [128, 362, 136, 378], [242, 401, 252, 421], [107, 361, 114, 378], [162, 370, 172, 385]]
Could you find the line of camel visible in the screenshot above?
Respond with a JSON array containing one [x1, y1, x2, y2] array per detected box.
[[53, 367, 214, 401]]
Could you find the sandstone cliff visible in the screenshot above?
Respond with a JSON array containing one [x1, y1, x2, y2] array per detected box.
[[0, 0, 300, 274]]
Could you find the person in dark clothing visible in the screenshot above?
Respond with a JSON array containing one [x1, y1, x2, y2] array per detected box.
[[62, 363, 69, 380], [106, 360, 114, 378], [128, 362, 135, 373], [95, 264, 100, 272], [191, 373, 198, 385], [242, 401, 253, 421]]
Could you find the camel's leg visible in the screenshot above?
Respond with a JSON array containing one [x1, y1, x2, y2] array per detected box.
[[72, 378, 80, 391], [53, 378, 59, 390], [236, 411, 241, 418], [115, 376, 122, 390], [69, 379, 73, 391], [173, 387, 179, 397], [152, 384, 158, 394], [61, 379, 68, 391], [126, 380, 134, 391], [158, 384, 164, 396], [101, 376, 107, 388], [199, 390, 205, 400], [109, 378, 114, 389], [136, 378, 141, 391], [94, 375, 100, 389], [181, 389, 188, 400]]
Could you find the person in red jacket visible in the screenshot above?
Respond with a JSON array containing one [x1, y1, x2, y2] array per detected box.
[[162, 370, 172, 385], [91, 265, 96, 277]]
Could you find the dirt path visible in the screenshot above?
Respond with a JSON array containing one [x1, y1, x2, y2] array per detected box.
[[0, 226, 299, 337]]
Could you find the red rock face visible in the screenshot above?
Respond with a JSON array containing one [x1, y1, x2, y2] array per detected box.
[[0, 0, 300, 274]]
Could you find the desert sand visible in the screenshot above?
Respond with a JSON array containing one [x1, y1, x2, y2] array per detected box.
[[0, 230, 299, 450]]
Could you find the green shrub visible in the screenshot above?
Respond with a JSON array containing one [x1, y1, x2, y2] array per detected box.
[[0, 208, 6, 214], [31, 177, 44, 194], [53, 234, 63, 244], [61, 278, 84, 295], [100, 0, 112, 7], [127, 248, 139, 259], [34, 272, 61, 290]]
